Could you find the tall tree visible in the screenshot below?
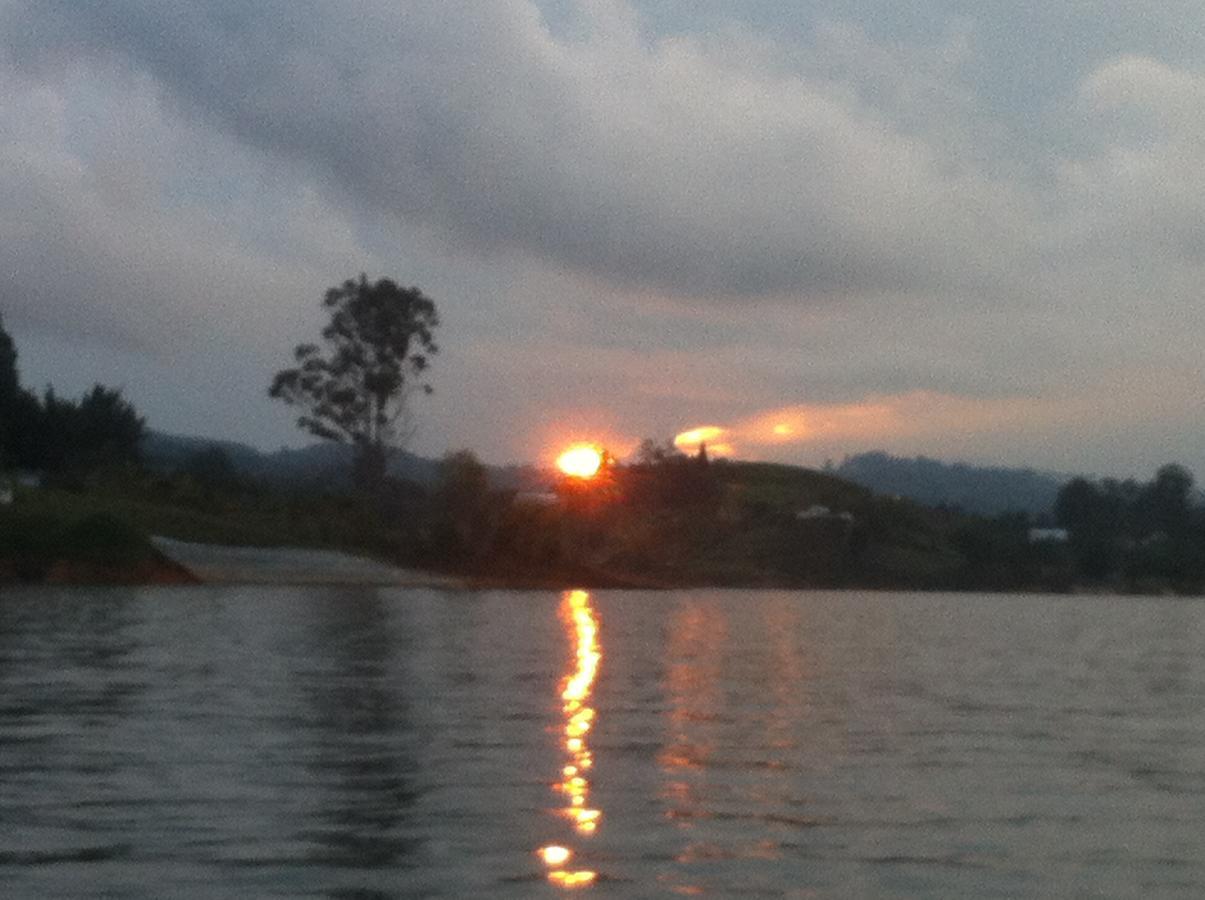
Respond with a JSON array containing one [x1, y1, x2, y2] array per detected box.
[[0, 313, 18, 465], [0, 313, 17, 411], [72, 384, 146, 469], [432, 450, 492, 561], [269, 275, 439, 488], [1140, 464, 1194, 537]]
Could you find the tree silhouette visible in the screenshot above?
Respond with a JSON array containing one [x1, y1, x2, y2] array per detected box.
[[0, 316, 143, 473], [269, 275, 439, 489], [0, 314, 16, 410], [0, 314, 18, 465], [1140, 464, 1194, 537]]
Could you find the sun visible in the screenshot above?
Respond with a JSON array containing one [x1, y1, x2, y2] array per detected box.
[[557, 444, 604, 479]]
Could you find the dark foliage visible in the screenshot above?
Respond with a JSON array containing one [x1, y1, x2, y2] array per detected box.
[[143, 431, 441, 487], [426, 450, 504, 565], [29, 385, 145, 476], [0, 509, 63, 580], [0, 507, 155, 580], [623, 440, 721, 510], [62, 512, 156, 567], [0, 316, 144, 474], [0, 313, 23, 466], [0, 313, 17, 413], [181, 445, 242, 488], [1055, 464, 1205, 590]]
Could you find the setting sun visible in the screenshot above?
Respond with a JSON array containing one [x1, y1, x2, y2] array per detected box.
[[557, 444, 604, 479]]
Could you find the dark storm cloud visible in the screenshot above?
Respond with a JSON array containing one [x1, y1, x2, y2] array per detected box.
[[0, 0, 1033, 300]]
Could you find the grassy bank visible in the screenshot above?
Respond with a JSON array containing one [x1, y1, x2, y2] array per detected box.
[[0, 498, 194, 584], [0, 458, 1127, 592], [0, 475, 426, 585]]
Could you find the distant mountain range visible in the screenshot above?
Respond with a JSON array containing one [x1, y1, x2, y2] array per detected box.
[[835, 451, 1067, 518], [145, 433, 1067, 516], [142, 431, 541, 490], [143, 431, 441, 486]]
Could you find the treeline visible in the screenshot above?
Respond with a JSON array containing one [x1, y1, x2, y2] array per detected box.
[[7, 308, 1205, 593], [420, 441, 730, 584], [421, 444, 1205, 593], [0, 317, 144, 477], [85, 424, 1205, 594], [416, 441, 1048, 589], [142, 431, 441, 488], [1055, 465, 1204, 590], [0, 315, 166, 582]]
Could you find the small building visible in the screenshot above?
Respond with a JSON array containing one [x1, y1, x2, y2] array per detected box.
[[0, 470, 39, 505], [15, 470, 41, 489], [1028, 527, 1069, 544], [513, 490, 561, 508], [795, 504, 854, 523]]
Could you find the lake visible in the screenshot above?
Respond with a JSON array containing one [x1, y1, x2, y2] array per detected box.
[[2, 587, 1203, 897]]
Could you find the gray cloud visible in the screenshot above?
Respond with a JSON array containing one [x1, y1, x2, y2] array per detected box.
[[0, 0, 1039, 300], [3, 0, 1205, 474]]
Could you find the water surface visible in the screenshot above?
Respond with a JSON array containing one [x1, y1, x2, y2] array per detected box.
[[2, 587, 1203, 896]]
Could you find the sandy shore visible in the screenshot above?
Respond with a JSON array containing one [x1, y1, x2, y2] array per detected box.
[[151, 536, 463, 587]]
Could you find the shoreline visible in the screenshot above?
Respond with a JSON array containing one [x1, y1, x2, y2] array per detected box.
[[148, 536, 465, 588], [2, 538, 1199, 595]]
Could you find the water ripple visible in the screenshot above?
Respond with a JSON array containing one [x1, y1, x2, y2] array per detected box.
[[0, 587, 1202, 897]]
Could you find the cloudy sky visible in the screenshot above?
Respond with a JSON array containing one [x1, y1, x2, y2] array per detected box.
[[2, 0, 1204, 475]]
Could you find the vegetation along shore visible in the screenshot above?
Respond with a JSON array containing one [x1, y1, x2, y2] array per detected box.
[[3, 284, 1203, 594]]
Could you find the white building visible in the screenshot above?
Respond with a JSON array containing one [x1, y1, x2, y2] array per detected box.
[[1028, 527, 1070, 544]]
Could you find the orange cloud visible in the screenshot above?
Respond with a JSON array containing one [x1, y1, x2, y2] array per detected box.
[[675, 398, 899, 456], [673, 391, 1055, 459]]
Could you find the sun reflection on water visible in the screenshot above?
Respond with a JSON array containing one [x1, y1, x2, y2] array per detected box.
[[538, 589, 601, 887]]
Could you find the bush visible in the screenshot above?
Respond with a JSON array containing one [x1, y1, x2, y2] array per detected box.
[[0, 509, 65, 579], [61, 513, 155, 567]]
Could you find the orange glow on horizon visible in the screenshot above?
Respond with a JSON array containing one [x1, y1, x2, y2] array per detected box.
[[557, 444, 604, 479], [673, 426, 735, 458], [673, 398, 905, 459]]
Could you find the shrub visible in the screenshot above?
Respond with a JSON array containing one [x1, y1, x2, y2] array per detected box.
[[60, 513, 154, 567], [0, 509, 65, 579]]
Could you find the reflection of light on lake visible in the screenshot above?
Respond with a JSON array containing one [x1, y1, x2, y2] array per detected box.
[[538, 589, 601, 887], [541, 845, 571, 866], [660, 599, 727, 783], [656, 599, 728, 895], [653, 596, 814, 894]]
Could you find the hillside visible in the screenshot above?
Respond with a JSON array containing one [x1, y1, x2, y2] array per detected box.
[[6, 436, 1091, 590], [143, 431, 440, 486], [836, 451, 1066, 518]]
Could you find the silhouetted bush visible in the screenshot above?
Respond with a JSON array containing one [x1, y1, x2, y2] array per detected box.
[[0, 509, 65, 580], [62, 513, 155, 567], [1056, 464, 1205, 591]]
